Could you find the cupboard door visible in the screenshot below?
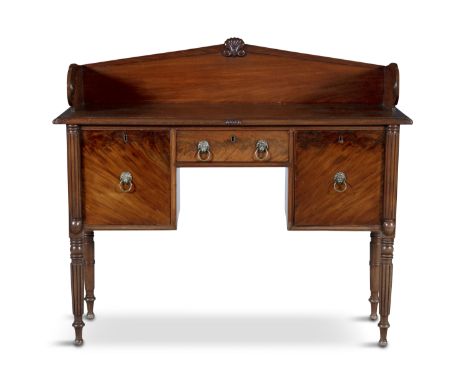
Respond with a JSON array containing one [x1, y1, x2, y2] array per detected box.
[[294, 130, 384, 227], [82, 130, 172, 226]]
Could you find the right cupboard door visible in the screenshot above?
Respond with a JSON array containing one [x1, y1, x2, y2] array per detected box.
[[294, 130, 385, 227]]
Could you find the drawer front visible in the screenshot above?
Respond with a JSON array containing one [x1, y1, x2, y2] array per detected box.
[[82, 130, 172, 226], [294, 130, 384, 226], [176, 130, 289, 163]]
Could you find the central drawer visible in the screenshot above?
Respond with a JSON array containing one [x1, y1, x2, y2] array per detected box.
[[176, 130, 289, 163]]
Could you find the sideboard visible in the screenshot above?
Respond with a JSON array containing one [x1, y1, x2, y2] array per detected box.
[[53, 38, 412, 346]]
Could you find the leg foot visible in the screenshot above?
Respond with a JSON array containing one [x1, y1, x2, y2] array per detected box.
[[72, 319, 84, 346], [378, 326, 389, 347], [370, 313, 378, 321], [85, 297, 96, 320], [74, 339, 84, 346]]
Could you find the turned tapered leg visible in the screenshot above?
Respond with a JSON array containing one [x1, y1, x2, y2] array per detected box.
[[84, 231, 96, 320], [378, 223, 394, 347], [378, 124, 400, 347], [67, 124, 85, 345], [369, 232, 382, 320], [70, 233, 85, 346]]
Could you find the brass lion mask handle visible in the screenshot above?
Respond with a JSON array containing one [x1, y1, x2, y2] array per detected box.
[[333, 171, 347, 193], [197, 140, 212, 161], [254, 139, 270, 161], [119, 171, 134, 193]]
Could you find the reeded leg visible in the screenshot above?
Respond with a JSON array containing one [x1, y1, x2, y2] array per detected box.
[[378, 221, 395, 347], [84, 231, 96, 320], [369, 232, 382, 320], [67, 124, 85, 345], [378, 125, 399, 347], [70, 233, 85, 346]]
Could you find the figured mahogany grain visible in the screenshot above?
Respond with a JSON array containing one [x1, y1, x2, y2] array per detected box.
[[176, 130, 288, 163], [76, 45, 384, 108], [81, 130, 172, 226], [294, 130, 385, 226]]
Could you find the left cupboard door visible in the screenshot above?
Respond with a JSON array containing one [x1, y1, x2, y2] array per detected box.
[[81, 129, 173, 227]]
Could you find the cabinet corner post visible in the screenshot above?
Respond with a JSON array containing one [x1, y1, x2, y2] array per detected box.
[[66, 124, 85, 345], [378, 124, 400, 347]]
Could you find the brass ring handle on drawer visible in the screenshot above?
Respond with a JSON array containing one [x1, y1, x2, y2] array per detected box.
[[254, 139, 270, 161], [119, 171, 134, 193], [333, 171, 347, 193], [197, 140, 212, 161]]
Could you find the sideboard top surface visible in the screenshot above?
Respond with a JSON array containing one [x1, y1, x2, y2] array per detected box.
[[54, 39, 412, 126], [54, 103, 411, 126]]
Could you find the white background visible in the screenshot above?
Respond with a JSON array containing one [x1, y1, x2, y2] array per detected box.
[[1, 0, 467, 380]]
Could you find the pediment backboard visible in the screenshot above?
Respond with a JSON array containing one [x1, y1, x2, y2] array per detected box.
[[67, 38, 399, 109]]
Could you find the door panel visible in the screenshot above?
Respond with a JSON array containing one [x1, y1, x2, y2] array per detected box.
[[82, 130, 172, 226], [294, 130, 384, 227]]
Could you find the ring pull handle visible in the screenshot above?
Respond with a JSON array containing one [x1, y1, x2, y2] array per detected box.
[[254, 139, 270, 161], [119, 171, 134, 193], [333, 171, 347, 193], [197, 140, 212, 161]]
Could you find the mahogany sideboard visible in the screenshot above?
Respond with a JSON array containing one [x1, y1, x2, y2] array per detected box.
[[53, 38, 412, 346]]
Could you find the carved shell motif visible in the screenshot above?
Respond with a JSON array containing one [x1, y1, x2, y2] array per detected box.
[[223, 38, 246, 57]]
